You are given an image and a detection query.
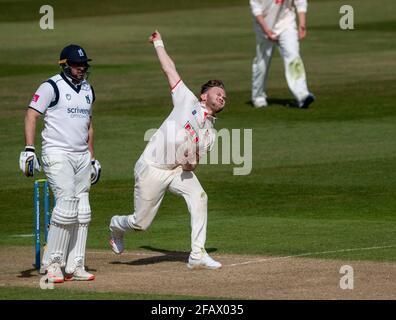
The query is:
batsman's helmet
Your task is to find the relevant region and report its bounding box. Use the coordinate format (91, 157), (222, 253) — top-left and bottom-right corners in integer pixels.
(59, 44), (91, 66)
(58, 44), (92, 81)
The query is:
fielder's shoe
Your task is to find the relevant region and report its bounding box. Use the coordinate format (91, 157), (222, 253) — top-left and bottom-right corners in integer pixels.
(109, 231), (124, 254)
(298, 93), (315, 109)
(187, 253), (222, 270)
(252, 96), (268, 108)
(46, 261), (64, 283)
(65, 266), (95, 281)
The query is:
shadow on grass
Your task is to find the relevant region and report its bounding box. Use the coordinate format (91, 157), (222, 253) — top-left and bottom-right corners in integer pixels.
(18, 265), (97, 278)
(246, 98), (298, 108)
(109, 246), (217, 266)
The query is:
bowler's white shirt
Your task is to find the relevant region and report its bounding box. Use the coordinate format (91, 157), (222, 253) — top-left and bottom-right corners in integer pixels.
(143, 80), (216, 169)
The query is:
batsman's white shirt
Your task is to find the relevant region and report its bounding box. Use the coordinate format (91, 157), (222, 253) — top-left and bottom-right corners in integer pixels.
(249, 0), (308, 36)
(143, 80), (216, 169)
(29, 73), (95, 154)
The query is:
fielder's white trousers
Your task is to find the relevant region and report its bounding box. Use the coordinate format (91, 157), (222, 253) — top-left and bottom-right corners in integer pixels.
(252, 20), (310, 103)
(111, 157), (208, 259)
(41, 152), (91, 271)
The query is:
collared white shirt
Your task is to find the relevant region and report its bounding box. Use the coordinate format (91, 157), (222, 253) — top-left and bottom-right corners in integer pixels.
(249, 0), (308, 36)
(142, 80), (217, 169)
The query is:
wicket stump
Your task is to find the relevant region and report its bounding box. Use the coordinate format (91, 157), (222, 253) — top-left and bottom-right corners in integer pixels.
(34, 179), (52, 270)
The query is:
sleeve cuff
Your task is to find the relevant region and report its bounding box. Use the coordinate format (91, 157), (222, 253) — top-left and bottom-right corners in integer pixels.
(170, 79), (182, 93)
(28, 106), (43, 114)
(296, 7), (307, 13)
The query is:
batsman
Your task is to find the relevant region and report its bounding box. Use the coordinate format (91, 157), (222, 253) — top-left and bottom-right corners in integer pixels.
(19, 44), (101, 283)
(109, 30), (226, 269)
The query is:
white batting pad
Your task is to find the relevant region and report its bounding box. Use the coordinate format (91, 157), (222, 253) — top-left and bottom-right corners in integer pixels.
(50, 197), (79, 225)
(77, 192), (91, 224)
(65, 223), (89, 274)
(41, 222), (73, 268)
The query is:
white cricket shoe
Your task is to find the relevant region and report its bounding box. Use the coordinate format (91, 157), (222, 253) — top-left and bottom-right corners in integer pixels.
(47, 261), (64, 283)
(65, 266), (95, 281)
(252, 96), (268, 108)
(187, 253), (222, 270)
(109, 231), (124, 254)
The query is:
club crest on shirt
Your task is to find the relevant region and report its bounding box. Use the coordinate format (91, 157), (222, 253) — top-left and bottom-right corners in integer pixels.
(66, 94), (71, 100)
(81, 83), (90, 91)
(85, 95), (91, 104)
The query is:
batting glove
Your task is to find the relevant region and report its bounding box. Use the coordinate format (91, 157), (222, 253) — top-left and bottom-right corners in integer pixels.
(19, 146), (41, 177)
(91, 159), (101, 185)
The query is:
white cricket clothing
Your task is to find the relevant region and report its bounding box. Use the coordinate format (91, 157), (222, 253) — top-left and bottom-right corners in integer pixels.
(251, 1), (311, 103)
(41, 151), (91, 269)
(250, 0), (308, 36)
(29, 73), (95, 154)
(111, 81), (218, 259)
(143, 80), (216, 169)
(110, 157), (209, 259)
(41, 152), (91, 199)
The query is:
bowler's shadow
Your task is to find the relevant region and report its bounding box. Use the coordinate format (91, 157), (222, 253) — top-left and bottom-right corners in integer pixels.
(110, 246), (217, 266)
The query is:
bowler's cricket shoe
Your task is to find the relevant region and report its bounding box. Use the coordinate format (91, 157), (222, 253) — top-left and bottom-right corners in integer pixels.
(65, 266), (95, 281)
(109, 231), (124, 254)
(187, 253), (222, 270)
(298, 93), (315, 109)
(47, 262), (64, 283)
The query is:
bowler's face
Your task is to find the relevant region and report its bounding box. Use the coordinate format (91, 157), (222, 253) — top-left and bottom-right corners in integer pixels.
(203, 87), (226, 114)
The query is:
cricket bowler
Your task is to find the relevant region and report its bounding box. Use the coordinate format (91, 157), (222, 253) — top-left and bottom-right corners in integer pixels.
(109, 30), (226, 269)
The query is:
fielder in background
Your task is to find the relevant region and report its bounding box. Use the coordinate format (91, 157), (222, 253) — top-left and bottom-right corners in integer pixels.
(109, 30), (226, 269)
(19, 44), (101, 283)
(250, 0), (315, 108)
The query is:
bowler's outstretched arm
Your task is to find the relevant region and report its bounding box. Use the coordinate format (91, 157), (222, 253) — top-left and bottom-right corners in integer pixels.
(149, 30), (181, 89)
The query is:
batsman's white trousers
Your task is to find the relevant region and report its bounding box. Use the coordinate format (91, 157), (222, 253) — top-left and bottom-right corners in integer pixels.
(111, 157), (208, 259)
(252, 20), (310, 103)
(41, 152), (91, 269)
(42, 152), (91, 199)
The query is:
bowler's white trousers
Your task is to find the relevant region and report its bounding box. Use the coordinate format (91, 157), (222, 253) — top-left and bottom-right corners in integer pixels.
(111, 157), (208, 259)
(252, 20), (310, 103)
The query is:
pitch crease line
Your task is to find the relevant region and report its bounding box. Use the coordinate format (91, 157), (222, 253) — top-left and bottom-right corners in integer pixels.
(225, 245), (396, 267)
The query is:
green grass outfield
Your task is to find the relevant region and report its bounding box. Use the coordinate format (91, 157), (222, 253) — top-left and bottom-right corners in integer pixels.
(1, 0), (396, 298)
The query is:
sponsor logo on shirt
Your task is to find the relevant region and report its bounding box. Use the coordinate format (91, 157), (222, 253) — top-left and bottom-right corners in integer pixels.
(184, 121), (199, 143)
(32, 94), (40, 103)
(67, 107), (90, 118)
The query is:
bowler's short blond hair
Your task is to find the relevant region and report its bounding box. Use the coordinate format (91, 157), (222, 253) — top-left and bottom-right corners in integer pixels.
(200, 80), (225, 94)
